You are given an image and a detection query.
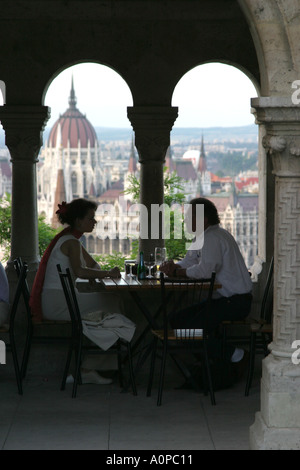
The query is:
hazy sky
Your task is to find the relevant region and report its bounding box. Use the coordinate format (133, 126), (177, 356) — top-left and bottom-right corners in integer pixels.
(0, 62), (258, 129)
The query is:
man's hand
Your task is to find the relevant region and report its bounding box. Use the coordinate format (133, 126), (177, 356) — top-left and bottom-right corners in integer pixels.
(159, 260), (177, 277)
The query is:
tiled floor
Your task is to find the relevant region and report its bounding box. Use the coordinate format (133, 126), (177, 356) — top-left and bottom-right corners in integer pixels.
(0, 346), (261, 451)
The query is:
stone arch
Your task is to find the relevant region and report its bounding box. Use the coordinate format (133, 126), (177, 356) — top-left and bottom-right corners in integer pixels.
(172, 60), (261, 101)
(238, 0), (299, 95)
(41, 61), (134, 114)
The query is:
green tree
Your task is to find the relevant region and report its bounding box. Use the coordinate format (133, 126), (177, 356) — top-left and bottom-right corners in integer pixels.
(94, 251), (127, 271)
(0, 193), (12, 260)
(37, 214), (59, 256)
(123, 167), (190, 260)
(0, 193), (59, 261)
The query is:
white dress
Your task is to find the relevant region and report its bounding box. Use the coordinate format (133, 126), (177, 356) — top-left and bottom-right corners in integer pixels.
(41, 234), (135, 350)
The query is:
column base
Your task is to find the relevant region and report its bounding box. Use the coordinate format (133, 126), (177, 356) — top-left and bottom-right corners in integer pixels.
(249, 354), (300, 450)
(250, 412), (300, 450)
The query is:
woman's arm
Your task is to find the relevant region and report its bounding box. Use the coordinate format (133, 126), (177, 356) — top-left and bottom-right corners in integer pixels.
(61, 239), (120, 279)
(81, 245), (101, 270)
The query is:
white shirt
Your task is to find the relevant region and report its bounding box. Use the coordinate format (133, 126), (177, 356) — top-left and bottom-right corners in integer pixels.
(178, 224), (252, 298)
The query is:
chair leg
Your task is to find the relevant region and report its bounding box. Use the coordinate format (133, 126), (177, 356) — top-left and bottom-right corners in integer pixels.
(203, 337), (216, 405)
(61, 337), (74, 391)
(117, 340), (124, 388)
(21, 320), (33, 380)
(157, 339), (168, 406)
(221, 324), (227, 360)
(9, 329), (23, 395)
(169, 353), (201, 392)
(245, 331), (256, 396)
(127, 342), (137, 396)
(72, 337), (82, 398)
(147, 337), (157, 397)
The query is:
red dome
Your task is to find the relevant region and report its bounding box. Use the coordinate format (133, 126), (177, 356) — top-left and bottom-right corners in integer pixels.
(48, 79), (98, 148)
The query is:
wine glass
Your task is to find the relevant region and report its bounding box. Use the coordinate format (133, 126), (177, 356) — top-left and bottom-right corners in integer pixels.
(155, 247), (166, 276)
(145, 253), (155, 279)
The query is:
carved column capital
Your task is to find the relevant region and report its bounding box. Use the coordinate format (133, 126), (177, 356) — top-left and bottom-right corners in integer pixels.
(127, 106), (178, 163)
(0, 105), (50, 162)
(0, 105), (50, 270)
(262, 135), (286, 154)
(252, 97), (300, 177)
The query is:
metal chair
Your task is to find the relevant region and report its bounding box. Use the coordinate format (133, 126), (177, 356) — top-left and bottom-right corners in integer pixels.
(57, 264), (137, 398)
(147, 272), (216, 406)
(0, 259), (30, 395)
(245, 257), (274, 396)
(14, 257), (72, 382)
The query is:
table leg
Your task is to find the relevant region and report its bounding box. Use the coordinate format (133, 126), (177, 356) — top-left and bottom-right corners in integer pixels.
(129, 291), (173, 378)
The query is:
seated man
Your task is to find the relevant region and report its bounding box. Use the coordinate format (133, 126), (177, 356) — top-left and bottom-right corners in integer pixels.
(0, 261), (9, 327)
(160, 197), (252, 370)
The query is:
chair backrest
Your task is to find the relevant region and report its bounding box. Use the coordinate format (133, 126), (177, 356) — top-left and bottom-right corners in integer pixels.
(14, 257), (32, 318)
(159, 272), (216, 338)
(56, 264), (82, 332)
(260, 256), (274, 324)
(10, 259), (29, 328)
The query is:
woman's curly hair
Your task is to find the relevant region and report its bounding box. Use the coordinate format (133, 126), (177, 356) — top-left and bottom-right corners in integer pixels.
(56, 199), (98, 227)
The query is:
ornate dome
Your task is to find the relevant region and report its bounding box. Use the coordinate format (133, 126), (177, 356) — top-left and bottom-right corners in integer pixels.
(48, 78), (98, 148)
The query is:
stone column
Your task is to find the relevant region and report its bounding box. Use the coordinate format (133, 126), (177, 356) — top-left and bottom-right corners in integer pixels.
(127, 106), (178, 260)
(0, 105), (50, 284)
(249, 97), (300, 450)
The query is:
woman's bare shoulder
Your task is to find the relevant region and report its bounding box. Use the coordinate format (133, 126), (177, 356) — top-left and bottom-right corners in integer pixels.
(60, 236), (80, 254)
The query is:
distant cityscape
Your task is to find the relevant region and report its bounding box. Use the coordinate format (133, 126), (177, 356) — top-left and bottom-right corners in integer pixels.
(0, 84), (259, 269)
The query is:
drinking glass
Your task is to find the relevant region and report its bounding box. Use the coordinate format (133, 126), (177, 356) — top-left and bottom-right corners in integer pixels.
(155, 247), (166, 276)
(124, 260), (136, 278)
(145, 253), (155, 279)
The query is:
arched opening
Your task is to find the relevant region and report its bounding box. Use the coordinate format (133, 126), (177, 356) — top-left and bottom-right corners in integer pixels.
(39, 63), (133, 258)
(171, 62), (260, 270)
(43, 62), (133, 130)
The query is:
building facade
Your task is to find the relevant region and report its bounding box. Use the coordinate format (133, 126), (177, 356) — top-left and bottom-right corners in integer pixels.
(37, 78), (108, 226)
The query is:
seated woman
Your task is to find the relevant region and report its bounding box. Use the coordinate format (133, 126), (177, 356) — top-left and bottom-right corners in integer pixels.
(30, 198), (135, 385)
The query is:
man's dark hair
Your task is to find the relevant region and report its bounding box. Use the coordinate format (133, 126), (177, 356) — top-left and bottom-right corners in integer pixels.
(189, 197), (220, 225)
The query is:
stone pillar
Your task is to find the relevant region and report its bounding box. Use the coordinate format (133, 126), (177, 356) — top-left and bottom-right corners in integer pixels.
(249, 97), (300, 450)
(0, 105), (50, 283)
(127, 106), (178, 259)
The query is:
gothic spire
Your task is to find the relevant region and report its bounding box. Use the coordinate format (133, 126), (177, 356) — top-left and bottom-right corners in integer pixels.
(128, 134), (137, 173)
(165, 146), (175, 172)
(197, 134), (207, 173)
(68, 75), (77, 109)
